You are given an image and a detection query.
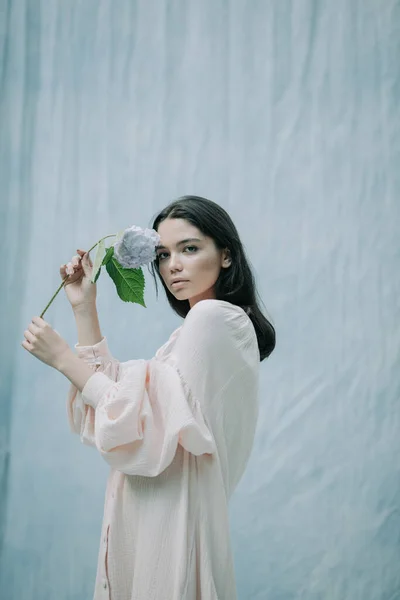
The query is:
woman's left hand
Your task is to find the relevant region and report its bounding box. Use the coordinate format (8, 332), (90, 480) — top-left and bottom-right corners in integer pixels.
(22, 316), (72, 370)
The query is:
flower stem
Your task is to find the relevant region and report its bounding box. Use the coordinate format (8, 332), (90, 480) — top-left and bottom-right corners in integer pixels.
(40, 234), (117, 319)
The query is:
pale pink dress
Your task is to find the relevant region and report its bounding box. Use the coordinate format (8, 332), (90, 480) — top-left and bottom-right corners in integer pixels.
(67, 299), (260, 600)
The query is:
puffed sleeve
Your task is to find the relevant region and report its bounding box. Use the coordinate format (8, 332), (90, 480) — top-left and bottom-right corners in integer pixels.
(67, 299), (258, 477)
(66, 336), (121, 445)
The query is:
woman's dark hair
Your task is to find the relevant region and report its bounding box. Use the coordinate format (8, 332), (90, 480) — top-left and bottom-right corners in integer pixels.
(148, 195), (276, 362)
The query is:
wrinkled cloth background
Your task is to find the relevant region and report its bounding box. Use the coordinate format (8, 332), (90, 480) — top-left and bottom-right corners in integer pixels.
(1, 1), (399, 599)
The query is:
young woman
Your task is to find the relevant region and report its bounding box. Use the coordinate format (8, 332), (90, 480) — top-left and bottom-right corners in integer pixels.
(22, 196), (275, 600)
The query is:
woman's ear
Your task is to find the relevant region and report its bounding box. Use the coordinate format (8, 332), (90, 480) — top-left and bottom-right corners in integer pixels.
(222, 248), (232, 267)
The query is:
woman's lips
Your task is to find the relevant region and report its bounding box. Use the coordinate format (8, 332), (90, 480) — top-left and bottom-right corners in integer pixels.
(171, 280), (188, 287)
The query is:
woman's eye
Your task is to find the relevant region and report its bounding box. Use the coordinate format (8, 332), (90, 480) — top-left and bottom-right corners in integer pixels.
(157, 246), (198, 261)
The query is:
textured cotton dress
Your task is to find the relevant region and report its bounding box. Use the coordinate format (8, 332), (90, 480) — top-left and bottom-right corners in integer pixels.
(67, 299), (260, 600)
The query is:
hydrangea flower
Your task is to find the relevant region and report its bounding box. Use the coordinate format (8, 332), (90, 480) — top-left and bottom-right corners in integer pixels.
(113, 226), (161, 269)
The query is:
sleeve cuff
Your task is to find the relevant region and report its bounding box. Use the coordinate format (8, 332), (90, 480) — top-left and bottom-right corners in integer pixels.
(81, 371), (116, 409)
(74, 336), (113, 366)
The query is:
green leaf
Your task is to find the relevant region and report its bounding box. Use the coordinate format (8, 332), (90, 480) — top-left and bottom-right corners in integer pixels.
(105, 257), (146, 307)
(102, 246), (114, 266)
(94, 267), (102, 283)
(91, 239), (107, 283)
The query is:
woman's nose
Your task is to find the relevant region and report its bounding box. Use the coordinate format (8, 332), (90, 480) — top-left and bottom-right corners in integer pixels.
(169, 254), (182, 269)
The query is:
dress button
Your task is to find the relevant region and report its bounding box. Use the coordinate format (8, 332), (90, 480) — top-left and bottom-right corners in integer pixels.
(103, 581), (107, 589)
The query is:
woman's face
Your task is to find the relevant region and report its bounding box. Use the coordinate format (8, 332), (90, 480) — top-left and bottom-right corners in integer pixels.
(156, 218), (230, 308)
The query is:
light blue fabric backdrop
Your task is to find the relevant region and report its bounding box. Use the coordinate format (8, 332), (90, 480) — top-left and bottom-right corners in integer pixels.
(1, 1), (399, 598)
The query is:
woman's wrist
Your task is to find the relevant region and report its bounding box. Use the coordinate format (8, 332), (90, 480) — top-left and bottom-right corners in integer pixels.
(72, 302), (97, 314)
(56, 348), (96, 392)
(73, 303), (103, 346)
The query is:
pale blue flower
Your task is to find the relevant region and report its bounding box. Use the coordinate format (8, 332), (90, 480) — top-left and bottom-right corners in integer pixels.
(113, 226), (161, 270)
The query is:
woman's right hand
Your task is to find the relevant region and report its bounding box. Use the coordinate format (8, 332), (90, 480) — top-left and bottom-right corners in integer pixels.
(60, 249), (97, 310)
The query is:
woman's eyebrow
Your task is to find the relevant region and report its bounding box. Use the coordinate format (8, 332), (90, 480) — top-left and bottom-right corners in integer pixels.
(156, 238), (202, 251)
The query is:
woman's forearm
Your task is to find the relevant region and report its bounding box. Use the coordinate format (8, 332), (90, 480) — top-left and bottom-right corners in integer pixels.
(57, 349), (95, 392)
(55, 304), (103, 395)
(73, 304), (103, 346)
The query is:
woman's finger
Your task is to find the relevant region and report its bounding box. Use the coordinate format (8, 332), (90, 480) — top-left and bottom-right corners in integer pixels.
(28, 322), (40, 334)
(65, 263), (75, 276)
(71, 255), (81, 267)
(24, 329), (35, 343)
(82, 252), (93, 267)
(60, 264), (69, 278)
